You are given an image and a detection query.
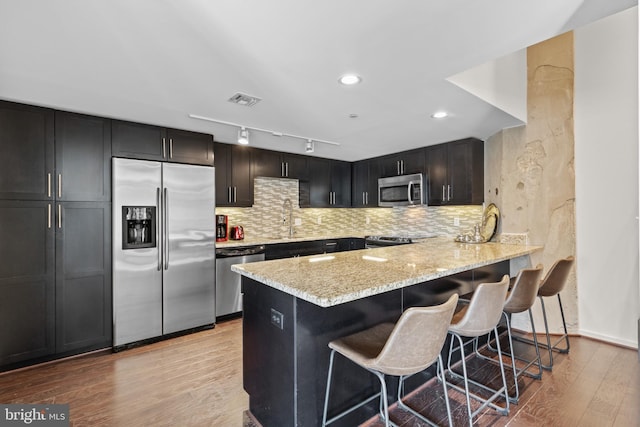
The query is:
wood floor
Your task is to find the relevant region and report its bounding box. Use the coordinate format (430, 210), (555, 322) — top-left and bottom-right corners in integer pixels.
(0, 318), (638, 427)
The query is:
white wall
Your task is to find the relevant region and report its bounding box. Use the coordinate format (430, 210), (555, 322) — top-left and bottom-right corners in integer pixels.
(574, 7), (639, 348)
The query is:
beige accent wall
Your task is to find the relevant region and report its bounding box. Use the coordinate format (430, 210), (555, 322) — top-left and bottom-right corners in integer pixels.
(486, 32), (577, 333)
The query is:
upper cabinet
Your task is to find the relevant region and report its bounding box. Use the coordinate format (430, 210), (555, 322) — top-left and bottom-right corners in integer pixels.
(378, 148), (425, 177)
(352, 158), (379, 208)
(305, 158), (351, 208)
(0, 101), (54, 200)
(55, 111), (111, 202)
(214, 142), (253, 207)
(251, 148), (308, 181)
(112, 120), (214, 166)
(426, 138), (484, 205)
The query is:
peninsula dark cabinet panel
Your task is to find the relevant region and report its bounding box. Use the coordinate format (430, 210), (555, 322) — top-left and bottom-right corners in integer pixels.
(55, 202), (111, 354)
(307, 158), (351, 208)
(378, 148), (425, 177)
(214, 142), (253, 207)
(0, 201), (55, 366)
(0, 101), (54, 200)
(112, 120), (213, 166)
(55, 111), (111, 202)
(352, 158), (379, 207)
(426, 138), (483, 205)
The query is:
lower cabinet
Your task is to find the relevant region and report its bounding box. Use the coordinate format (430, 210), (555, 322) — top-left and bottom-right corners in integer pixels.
(265, 238), (364, 260)
(55, 202), (112, 355)
(0, 200), (111, 370)
(0, 201), (55, 367)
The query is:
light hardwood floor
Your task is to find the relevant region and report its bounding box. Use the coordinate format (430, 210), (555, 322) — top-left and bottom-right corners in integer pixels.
(1, 318), (638, 426)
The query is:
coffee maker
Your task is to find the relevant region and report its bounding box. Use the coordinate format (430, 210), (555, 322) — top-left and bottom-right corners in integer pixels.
(216, 214), (228, 242)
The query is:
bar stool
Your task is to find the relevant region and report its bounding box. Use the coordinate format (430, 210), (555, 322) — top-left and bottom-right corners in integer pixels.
(444, 275), (510, 426)
(528, 256), (575, 370)
(321, 294), (458, 427)
(481, 265), (544, 403)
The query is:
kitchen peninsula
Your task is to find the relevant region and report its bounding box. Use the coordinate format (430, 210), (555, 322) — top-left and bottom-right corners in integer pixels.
(232, 237), (542, 427)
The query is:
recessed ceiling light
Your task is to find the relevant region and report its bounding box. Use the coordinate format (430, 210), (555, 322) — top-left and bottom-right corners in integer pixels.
(431, 111), (448, 119)
(348, 113), (359, 119)
(339, 74), (362, 85)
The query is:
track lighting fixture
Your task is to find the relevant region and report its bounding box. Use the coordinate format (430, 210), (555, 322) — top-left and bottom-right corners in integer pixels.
(305, 139), (314, 153)
(188, 114), (340, 152)
(237, 127), (249, 145)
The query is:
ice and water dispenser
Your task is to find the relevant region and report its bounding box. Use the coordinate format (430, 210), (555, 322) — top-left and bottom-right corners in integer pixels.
(122, 206), (156, 249)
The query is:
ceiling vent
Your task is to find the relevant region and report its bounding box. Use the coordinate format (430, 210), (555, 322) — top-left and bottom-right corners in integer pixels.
(227, 92), (261, 107)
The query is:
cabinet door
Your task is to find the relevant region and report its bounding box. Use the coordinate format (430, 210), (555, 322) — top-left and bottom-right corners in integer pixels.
(330, 160), (351, 207)
(55, 111), (111, 202)
(0, 101), (54, 200)
(351, 160), (368, 208)
(426, 144), (448, 205)
(230, 145), (253, 207)
(252, 149), (283, 178)
(166, 128), (214, 166)
(0, 200), (55, 366)
(55, 202), (112, 353)
(283, 154), (308, 180)
(307, 158), (331, 207)
(214, 142), (232, 206)
(448, 139), (484, 205)
(112, 120), (166, 161)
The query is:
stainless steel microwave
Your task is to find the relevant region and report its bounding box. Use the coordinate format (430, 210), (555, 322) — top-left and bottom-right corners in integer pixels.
(378, 173), (425, 207)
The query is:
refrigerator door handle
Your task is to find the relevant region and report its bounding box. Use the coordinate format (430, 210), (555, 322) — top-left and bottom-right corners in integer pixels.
(157, 187), (162, 271)
(164, 187), (169, 270)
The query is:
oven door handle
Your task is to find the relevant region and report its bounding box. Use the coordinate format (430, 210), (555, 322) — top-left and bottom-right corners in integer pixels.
(407, 180), (420, 205)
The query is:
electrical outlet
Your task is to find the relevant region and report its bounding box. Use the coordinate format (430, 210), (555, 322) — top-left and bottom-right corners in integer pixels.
(365, 216), (370, 225)
(270, 308), (284, 330)
(317, 216), (322, 225)
(453, 217), (460, 226)
(294, 218), (302, 226)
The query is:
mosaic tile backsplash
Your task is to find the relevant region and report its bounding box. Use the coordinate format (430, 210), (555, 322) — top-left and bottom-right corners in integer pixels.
(216, 177), (484, 239)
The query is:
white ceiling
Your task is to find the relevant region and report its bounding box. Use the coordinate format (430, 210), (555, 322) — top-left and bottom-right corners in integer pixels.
(0, 0), (636, 161)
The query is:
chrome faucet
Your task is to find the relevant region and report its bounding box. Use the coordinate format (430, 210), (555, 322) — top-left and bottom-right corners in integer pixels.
(283, 198), (294, 238)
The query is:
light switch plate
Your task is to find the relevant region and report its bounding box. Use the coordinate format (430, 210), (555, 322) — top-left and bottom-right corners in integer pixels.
(270, 308), (284, 330)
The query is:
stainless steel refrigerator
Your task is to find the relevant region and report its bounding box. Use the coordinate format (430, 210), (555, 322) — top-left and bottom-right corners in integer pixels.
(112, 158), (216, 347)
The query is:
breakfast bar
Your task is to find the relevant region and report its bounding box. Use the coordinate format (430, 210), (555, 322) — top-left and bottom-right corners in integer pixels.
(232, 237), (542, 427)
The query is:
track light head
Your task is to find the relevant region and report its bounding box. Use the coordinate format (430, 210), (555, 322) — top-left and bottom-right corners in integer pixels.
(237, 127), (249, 145)
(305, 139), (314, 153)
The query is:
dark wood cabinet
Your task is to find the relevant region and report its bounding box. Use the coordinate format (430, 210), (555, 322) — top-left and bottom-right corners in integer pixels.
(426, 138), (484, 205)
(55, 202), (111, 354)
(306, 158), (351, 208)
(252, 148), (309, 181)
(55, 111), (111, 202)
(352, 159), (379, 207)
(0, 200), (55, 366)
(214, 142), (253, 207)
(265, 238), (364, 260)
(112, 120), (213, 166)
(0, 101), (54, 200)
(0, 101), (114, 369)
(378, 148), (425, 177)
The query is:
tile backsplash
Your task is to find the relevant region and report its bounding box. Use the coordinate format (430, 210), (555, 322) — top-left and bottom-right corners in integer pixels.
(216, 177), (483, 239)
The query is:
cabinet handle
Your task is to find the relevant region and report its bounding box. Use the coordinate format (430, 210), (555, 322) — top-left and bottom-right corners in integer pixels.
(157, 187), (162, 271)
(447, 185), (451, 201)
(47, 173), (52, 198)
(47, 204), (52, 229)
(162, 137), (166, 159)
(169, 138), (173, 159)
(402, 160), (405, 174)
(233, 187), (237, 203)
(366, 191), (369, 205)
(57, 204), (62, 229)
(442, 185), (445, 202)
(281, 162), (285, 177)
(164, 188), (169, 270)
(57, 173), (62, 198)
(285, 162), (289, 177)
(397, 161), (400, 176)
(362, 192), (366, 205)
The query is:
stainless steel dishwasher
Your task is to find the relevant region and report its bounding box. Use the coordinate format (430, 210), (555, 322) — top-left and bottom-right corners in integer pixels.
(215, 245), (265, 319)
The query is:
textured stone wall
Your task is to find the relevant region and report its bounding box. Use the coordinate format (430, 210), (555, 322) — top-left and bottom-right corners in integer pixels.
(486, 32), (577, 333)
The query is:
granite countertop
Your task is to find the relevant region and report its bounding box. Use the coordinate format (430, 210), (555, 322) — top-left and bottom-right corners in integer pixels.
(231, 237), (543, 307)
(215, 234), (365, 248)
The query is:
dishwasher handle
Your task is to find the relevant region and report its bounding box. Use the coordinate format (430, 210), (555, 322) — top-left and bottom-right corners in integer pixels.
(216, 245), (266, 258)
